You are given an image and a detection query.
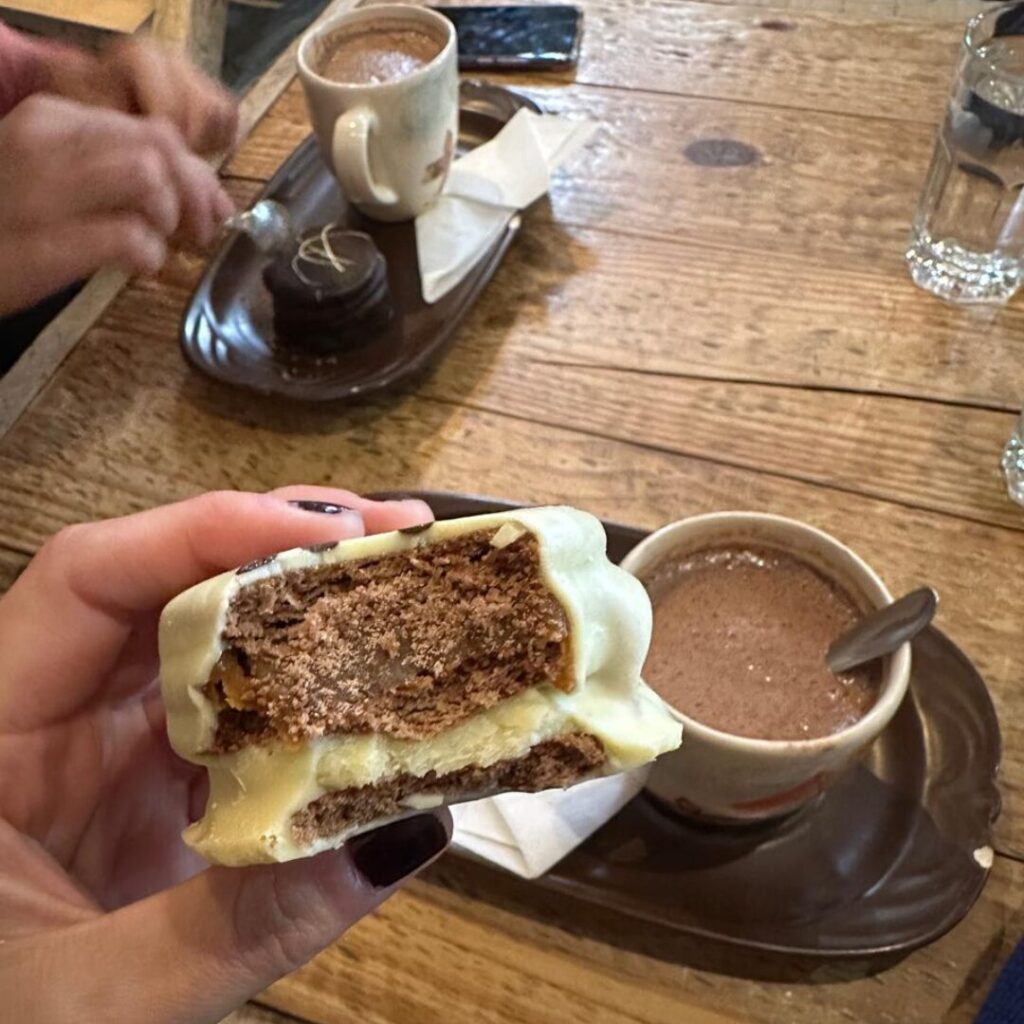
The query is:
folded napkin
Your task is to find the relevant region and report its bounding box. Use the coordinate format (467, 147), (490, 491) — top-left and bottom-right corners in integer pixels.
(416, 108), (596, 303)
(450, 768), (647, 879)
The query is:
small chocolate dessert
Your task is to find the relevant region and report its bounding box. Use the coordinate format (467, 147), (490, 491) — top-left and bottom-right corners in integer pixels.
(262, 225), (394, 356)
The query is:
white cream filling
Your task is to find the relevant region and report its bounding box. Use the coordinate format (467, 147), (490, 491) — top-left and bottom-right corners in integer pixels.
(185, 680), (680, 866)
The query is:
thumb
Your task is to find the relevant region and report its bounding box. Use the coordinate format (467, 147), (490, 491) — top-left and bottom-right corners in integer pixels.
(20, 814), (450, 1024)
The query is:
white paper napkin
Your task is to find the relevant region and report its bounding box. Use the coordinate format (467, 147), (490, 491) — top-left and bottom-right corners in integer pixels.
(449, 768), (647, 879)
(416, 109), (596, 303)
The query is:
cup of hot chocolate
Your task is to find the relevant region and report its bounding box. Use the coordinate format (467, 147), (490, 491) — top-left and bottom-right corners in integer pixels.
(298, 5), (458, 221)
(620, 512), (912, 823)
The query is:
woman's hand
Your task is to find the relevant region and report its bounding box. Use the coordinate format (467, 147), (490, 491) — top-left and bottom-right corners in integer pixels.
(0, 94), (235, 315)
(0, 488), (450, 1024)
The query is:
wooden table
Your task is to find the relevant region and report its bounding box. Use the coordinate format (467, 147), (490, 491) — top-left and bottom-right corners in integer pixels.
(1, 1), (1022, 1021)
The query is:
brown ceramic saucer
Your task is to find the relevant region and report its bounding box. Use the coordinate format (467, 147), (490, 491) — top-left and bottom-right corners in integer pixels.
(372, 490), (1003, 958)
(181, 82), (540, 401)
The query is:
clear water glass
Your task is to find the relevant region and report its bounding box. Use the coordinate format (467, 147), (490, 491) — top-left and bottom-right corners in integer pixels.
(907, 3), (1024, 304)
(1003, 410), (1024, 504)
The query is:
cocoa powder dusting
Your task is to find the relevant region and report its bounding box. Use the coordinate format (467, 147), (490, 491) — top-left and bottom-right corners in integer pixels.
(206, 532), (571, 752)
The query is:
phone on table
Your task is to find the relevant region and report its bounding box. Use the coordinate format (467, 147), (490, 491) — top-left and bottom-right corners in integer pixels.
(431, 5), (583, 71)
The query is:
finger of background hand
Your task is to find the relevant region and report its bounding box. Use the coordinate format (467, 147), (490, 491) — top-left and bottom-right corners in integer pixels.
(170, 51), (239, 156)
(0, 491), (366, 728)
(109, 39), (238, 157)
(145, 118), (233, 247)
(267, 485), (435, 534)
(69, 148), (180, 236)
(5, 814), (451, 1024)
(0, 216), (165, 317)
(56, 110), (230, 247)
(108, 40), (189, 137)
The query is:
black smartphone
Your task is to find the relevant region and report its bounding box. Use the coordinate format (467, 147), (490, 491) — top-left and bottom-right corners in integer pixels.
(432, 5), (583, 70)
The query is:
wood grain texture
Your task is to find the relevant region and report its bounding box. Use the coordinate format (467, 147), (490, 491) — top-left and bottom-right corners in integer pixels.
(0, 270), (127, 439)
(0, 299), (1019, 857)
(355, 0), (960, 122)
(417, 217), (1024, 413)
(220, 1005), (304, 1024)
(0, 0), (153, 32)
(0, 5), (1021, 1024)
(701, 0), (977, 22)
(228, 91), (1024, 413)
(227, 78), (940, 274)
(564, 0), (958, 122)
(261, 856), (1024, 1024)
(152, 0), (228, 74)
(416, 313), (1023, 530)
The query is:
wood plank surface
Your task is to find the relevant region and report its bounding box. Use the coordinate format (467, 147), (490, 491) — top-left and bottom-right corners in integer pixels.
(261, 856), (1024, 1024)
(701, 0), (976, 22)
(563, 0), (957, 122)
(220, 1005), (304, 1024)
(0, 4), (1021, 1024)
(0, 301), (1019, 858)
(0, 0), (153, 33)
(364, 0), (960, 123)
(225, 83), (1024, 416)
(227, 78), (942, 274)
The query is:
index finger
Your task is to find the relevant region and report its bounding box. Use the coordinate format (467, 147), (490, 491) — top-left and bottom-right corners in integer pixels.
(0, 490), (429, 729)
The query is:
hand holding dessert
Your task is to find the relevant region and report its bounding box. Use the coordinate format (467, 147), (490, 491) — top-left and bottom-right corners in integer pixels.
(0, 488), (449, 1024)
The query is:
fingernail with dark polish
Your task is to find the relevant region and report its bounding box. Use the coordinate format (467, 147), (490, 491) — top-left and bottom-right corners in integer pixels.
(288, 500), (354, 515)
(348, 815), (449, 889)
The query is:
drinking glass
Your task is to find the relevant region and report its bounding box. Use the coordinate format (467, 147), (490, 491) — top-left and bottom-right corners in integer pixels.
(907, 3), (1024, 304)
(1003, 409), (1024, 504)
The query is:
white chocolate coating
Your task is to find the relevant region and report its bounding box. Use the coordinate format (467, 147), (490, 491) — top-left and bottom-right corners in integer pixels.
(159, 507), (682, 865)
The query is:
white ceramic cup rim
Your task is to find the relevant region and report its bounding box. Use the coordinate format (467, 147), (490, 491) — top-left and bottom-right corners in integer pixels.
(620, 511), (913, 756)
(298, 4), (456, 92)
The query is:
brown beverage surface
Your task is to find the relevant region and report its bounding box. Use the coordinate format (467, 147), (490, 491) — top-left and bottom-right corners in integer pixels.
(642, 545), (881, 740)
(321, 25), (441, 85)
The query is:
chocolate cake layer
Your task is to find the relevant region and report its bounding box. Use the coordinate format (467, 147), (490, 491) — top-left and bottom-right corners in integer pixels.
(206, 531), (571, 751)
(291, 733), (607, 845)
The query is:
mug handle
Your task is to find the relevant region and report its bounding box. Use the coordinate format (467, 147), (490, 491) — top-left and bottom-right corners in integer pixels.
(331, 107), (398, 209)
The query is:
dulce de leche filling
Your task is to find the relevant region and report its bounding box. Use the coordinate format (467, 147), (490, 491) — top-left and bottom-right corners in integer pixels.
(203, 531), (574, 753)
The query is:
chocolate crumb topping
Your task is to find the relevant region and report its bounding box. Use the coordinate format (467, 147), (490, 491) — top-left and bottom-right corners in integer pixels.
(206, 530), (572, 752)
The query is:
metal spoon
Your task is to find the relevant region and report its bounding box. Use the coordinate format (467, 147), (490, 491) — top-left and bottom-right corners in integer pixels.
(224, 199), (296, 254)
(826, 587), (939, 674)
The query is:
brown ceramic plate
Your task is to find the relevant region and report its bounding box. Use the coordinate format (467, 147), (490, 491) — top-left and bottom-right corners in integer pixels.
(181, 82), (539, 401)
(373, 490), (1003, 958)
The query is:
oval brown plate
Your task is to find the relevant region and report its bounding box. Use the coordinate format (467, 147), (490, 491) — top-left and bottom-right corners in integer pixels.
(181, 83), (540, 401)
(372, 490), (1003, 958)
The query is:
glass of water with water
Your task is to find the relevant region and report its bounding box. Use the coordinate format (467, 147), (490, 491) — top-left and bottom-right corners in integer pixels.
(908, 2), (1024, 304)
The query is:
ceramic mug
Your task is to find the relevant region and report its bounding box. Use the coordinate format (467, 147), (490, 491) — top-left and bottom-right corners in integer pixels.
(620, 512), (913, 823)
(297, 4), (458, 222)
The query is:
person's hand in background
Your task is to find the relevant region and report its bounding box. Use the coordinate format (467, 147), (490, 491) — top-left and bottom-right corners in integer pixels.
(0, 488), (450, 1024)
(0, 25), (239, 317)
(46, 37), (239, 157)
(0, 95), (234, 315)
